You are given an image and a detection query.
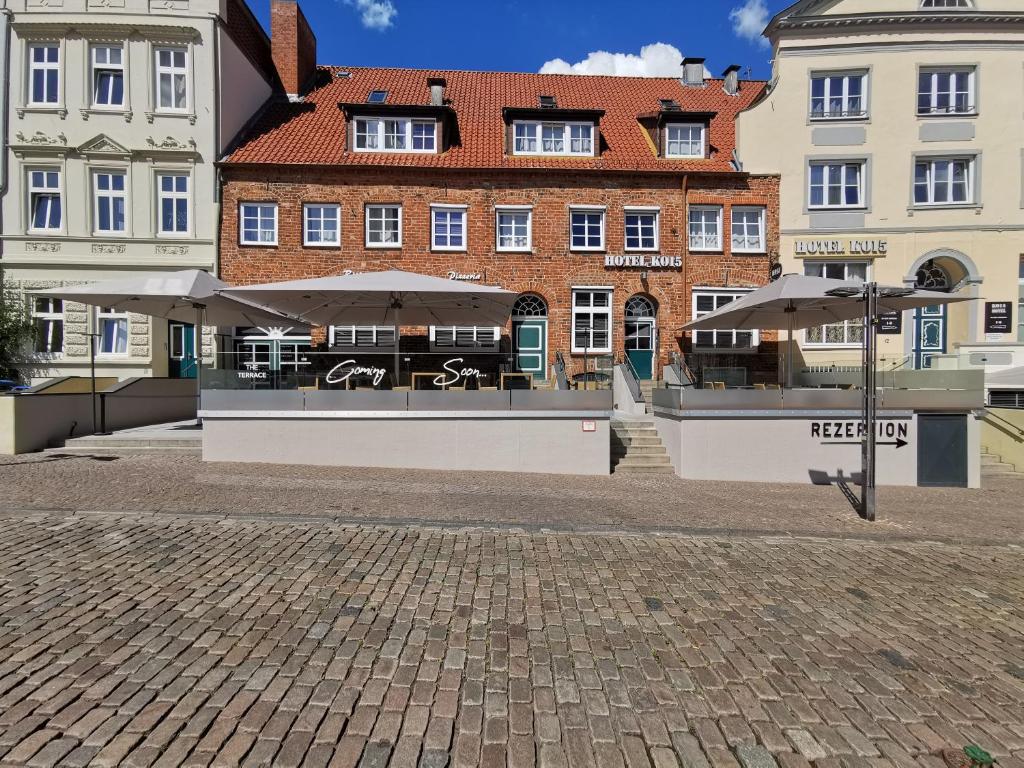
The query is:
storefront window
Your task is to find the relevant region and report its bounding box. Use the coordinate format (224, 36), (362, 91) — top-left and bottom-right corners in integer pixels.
(429, 326), (499, 351)
(572, 289), (611, 354)
(692, 290), (756, 350)
(804, 261), (867, 346)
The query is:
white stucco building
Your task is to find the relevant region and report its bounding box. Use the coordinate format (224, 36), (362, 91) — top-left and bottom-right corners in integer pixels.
(0, 0), (278, 382)
(737, 0), (1024, 374)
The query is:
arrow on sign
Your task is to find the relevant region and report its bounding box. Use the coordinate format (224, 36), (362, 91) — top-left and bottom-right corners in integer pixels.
(822, 439), (909, 449)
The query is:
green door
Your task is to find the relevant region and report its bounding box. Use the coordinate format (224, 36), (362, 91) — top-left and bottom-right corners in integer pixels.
(625, 320), (655, 380)
(169, 322), (196, 378)
(513, 319), (547, 380)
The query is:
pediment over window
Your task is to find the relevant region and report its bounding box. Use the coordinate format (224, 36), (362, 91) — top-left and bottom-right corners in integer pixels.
(78, 134), (131, 158)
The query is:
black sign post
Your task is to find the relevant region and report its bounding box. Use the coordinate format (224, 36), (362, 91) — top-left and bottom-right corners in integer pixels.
(984, 302), (1013, 335)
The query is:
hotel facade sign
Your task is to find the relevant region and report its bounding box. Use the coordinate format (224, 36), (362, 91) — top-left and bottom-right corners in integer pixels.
(604, 254), (682, 269)
(794, 239), (888, 257)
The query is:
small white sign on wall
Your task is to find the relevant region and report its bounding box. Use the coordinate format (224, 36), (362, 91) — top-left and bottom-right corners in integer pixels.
(581, 420), (597, 432)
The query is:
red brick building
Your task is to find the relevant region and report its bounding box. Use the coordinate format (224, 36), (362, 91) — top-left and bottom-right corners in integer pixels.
(219, 0), (780, 386)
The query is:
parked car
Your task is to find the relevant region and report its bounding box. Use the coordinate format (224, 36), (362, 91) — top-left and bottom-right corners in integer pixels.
(0, 379), (30, 393)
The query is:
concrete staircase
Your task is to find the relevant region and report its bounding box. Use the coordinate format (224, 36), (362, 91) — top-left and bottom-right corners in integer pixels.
(981, 449), (1024, 479)
(55, 422), (202, 455)
(611, 418), (673, 474)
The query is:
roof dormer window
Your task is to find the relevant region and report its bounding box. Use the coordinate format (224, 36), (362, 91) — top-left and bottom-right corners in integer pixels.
(354, 117), (437, 153)
(367, 90), (388, 103)
(664, 123), (706, 159)
(512, 121), (594, 156)
(920, 0), (972, 7)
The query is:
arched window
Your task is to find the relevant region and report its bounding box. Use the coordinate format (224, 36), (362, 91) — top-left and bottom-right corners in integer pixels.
(625, 294), (656, 318)
(915, 261), (951, 291)
(512, 293), (547, 317)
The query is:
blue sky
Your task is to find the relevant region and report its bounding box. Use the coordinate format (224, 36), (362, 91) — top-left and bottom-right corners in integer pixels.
(252, 0), (790, 81)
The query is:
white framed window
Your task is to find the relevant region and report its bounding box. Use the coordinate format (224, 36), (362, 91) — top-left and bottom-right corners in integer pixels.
(431, 205), (466, 251)
(31, 298), (63, 355)
(91, 45), (125, 108)
(93, 171), (127, 234)
(303, 204), (340, 246)
(917, 69), (975, 116)
(155, 47), (188, 112)
(28, 169), (62, 232)
(28, 43), (60, 105)
(330, 325), (396, 348)
(157, 174), (190, 235)
(920, 0), (972, 7)
(731, 207), (766, 253)
(97, 307), (129, 356)
(430, 326), (500, 351)
(353, 118), (437, 153)
(665, 124), (705, 158)
(365, 204), (402, 247)
(808, 161), (865, 209)
(688, 206), (722, 251)
(810, 73), (867, 120)
(692, 290), (758, 351)
(570, 207), (605, 251)
(572, 289), (612, 354)
(511, 121), (594, 156)
(239, 203), (278, 245)
(803, 261), (868, 346)
(496, 207), (531, 252)
(624, 208), (659, 252)
(913, 157), (974, 206)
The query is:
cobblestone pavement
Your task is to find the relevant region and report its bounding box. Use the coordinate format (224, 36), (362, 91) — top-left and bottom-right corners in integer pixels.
(1, 453), (1023, 543)
(1, 509), (1023, 768)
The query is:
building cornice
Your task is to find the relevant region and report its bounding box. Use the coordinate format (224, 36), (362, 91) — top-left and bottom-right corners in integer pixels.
(11, 21), (201, 44)
(775, 11), (1024, 34)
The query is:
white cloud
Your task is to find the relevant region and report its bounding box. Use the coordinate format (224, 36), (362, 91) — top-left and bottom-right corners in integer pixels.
(539, 43), (710, 79)
(729, 0), (770, 47)
(343, 0), (397, 31)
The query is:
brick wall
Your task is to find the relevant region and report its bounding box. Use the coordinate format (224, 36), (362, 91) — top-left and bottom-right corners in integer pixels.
(220, 166), (780, 381)
(270, 0), (316, 96)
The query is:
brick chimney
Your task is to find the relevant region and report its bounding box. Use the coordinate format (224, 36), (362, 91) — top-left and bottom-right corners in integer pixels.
(271, 0), (316, 99)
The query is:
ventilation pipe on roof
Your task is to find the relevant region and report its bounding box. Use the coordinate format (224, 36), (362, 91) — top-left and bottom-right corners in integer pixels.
(723, 65), (741, 96)
(682, 57), (706, 87)
(428, 77), (446, 106)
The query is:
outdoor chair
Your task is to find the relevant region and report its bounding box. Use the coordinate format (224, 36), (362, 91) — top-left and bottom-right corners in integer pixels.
(753, 383), (766, 390)
(713, 382), (726, 390)
(703, 382), (714, 390)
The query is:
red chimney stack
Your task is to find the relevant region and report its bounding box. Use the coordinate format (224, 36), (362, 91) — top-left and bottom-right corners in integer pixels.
(271, 0), (316, 99)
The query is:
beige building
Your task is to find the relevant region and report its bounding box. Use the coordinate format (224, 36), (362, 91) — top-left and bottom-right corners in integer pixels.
(1, 0), (278, 383)
(737, 0), (1024, 373)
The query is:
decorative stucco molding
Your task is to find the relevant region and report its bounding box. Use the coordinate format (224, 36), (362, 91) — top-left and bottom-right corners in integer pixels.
(14, 131), (68, 147)
(155, 244), (191, 255)
(25, 242), (62, 252)
(92, 243), (127, 254)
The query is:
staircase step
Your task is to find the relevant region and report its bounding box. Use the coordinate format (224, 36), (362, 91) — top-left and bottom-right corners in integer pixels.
(611, 436), (664, 447)
(612, 445), (669, 456)
(63, 438), (201, 449)
(612, 463), (675, 474)
(613, 454), (672, 467)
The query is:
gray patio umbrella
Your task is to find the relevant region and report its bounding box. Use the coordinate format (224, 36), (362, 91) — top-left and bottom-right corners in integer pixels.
(681, 274), (971, 386)
(219, 270), (518, 385)
(31, 270), (305, 430)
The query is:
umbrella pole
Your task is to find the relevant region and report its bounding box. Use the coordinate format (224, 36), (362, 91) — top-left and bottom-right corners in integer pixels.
(786, 311), (795, 389)
(90, 329), (98, 435)
(195, 305), (203, 427)
(393, 308), (401, 389)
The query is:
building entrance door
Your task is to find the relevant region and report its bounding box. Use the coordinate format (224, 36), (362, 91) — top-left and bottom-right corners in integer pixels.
(169, 322), (196, 378)
(625, 295), (656, 380)
(511, 294), (548, 381)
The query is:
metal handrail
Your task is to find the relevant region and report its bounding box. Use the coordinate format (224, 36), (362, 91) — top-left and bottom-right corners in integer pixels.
(553, 351), (569, 390)
(618, 356), (645, 403)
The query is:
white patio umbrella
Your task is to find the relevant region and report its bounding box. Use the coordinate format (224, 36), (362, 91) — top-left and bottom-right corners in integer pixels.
(219, 270), (518, 385)
(31, 270), (306, 430)
(681, 274), (971, 386)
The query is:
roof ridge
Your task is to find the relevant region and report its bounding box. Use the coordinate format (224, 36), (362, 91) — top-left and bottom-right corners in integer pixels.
(317, 64), (767, 84)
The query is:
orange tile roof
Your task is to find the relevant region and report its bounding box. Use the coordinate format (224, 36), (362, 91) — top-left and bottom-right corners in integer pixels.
(226, 66), (767, 173)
